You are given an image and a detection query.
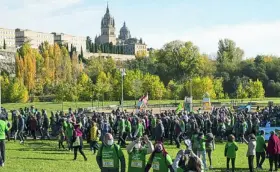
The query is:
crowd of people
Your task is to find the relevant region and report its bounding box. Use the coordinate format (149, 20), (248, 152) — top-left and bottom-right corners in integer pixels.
(1, 105), (280, 171)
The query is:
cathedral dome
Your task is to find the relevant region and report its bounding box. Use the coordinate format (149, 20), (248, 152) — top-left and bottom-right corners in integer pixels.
(119, 22), (131, 40)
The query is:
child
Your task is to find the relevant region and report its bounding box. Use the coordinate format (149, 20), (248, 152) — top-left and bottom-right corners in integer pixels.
(225, 134), (238, 172)
(58, 128), (65, 149)
(243, 134), (256, 172)
(90, 122), (99, 154)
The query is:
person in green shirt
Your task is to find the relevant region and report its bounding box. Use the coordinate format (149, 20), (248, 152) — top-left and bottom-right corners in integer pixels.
(224, 134), (238, 172)
(145, 142), (174, 172)
(96, 133), (125, 172)
(256, 130), (266, 169)
(136, 120), (144, 138)
(126, 135), (154, 172)
(65, 119), (74, 151)
(117, 117), (126, 147)
(197, 132), (207, 170)
(0, 116), (9, 167)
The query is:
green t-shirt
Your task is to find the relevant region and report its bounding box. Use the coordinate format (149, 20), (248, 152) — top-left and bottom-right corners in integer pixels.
(128, 148), (148, 172)
(65, 123), (73, 138)
(256, 135), (266, 152)
(197, 137), (206, 151)
(0, 120), (8, 140)
(149, 153), (173, 172)
(191, 134), (199, 150)
(118, 119), (125, 133)
(125, 120), (131, 133)
(97, 144), (124, 169)
(225, 141), (238, 158)
(137, 124), (144, 137)
(152, 118), (157, 128)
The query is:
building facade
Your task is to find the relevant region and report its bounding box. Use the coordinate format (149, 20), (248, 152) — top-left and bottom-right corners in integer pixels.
(0, 28), (15, 49)
(15, 29), (54, 48)
(95, 4), (147, 56)
(52, 33), (86, 52)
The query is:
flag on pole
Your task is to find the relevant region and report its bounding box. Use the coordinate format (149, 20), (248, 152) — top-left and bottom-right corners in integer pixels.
(176, 102), (183, 114)
(137, 93), (148, 109)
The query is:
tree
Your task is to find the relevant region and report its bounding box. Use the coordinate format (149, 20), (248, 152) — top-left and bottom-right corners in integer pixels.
(236, 83), (248, 99)
(166, 80), (182, 100)
(213, 78), (224, 99)
(184, 77), (216, 99)
(217, 39), (244, 63)
(247, 79), (265, 98)
(3, 39), (6, 49)
(156, 41), (201, 84)
(142, 73), (166, 100)
(8, 78), (29, 103)
(86, 36), (92, 52)
(94, 71), (111, 102)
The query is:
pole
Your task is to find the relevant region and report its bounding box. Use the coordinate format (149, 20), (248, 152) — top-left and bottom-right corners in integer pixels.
(0, 68), (1, 113)
(190, 78), (192, 111)
(121, 74), (124, 112)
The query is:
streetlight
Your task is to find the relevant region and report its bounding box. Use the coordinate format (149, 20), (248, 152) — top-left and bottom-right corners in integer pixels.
(120, 68), (126, 112)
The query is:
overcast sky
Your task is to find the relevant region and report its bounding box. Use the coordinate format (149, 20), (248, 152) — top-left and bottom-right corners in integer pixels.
(2, 0), (280, 58)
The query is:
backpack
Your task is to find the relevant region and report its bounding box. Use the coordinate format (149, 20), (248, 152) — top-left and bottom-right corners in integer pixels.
(100, 144), (120, 161)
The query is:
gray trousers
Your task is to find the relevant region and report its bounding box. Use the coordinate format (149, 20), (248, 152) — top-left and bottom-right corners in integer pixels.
(0, 140), (5, 164)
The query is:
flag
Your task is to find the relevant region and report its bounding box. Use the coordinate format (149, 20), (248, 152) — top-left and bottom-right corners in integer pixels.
(176, 102), (183, 114)
(137, 93), (148, 108)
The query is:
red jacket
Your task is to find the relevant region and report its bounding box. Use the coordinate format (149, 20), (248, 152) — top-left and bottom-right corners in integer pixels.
(267, 134), (280, 155)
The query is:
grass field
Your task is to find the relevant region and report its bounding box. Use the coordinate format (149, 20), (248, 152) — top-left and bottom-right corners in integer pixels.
(2, 97), (280, 112)
(2, 140), (270, 172)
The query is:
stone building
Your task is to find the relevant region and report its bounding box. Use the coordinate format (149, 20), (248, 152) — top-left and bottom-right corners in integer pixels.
(95, 4), (147, 56)
(52, 32), (86, 52)
(15, 28), (54, 48)
(0, 28), (15, 49)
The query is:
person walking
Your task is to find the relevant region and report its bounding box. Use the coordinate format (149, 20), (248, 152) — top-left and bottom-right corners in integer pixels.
(243, 134), (256, 172)
(145, 142), (174, 172)
(72, 123), (87, 161)
(256, 130), (266, 169)
(126, 135), (154, 172)
(224, 134), (238, 172)
(0, 115), (9, 167)
(267, 131), (280, 172)
(17, 114), (25, 144)
(90, 122), (99, 154)
(96, 133), (126, 172)
(65, 119), (74, 151)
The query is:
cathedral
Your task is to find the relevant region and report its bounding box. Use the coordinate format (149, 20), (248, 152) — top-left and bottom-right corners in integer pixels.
(95, 4), (147, 56)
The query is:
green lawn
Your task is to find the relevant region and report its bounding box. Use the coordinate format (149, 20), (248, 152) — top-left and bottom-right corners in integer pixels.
(2, 98), (280, 112)
(3, 140), (269, 172)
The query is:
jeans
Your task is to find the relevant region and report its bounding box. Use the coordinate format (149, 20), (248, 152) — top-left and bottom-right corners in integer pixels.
(0, 140), (5, 164)
(256, 152), (265, 168)
(227, 158), (235, 172)
(197, 150), (207, 169)
(248, 155), (254, 172)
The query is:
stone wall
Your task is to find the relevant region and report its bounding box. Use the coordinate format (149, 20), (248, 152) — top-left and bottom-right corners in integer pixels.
(0, 50), (16, 74)
(84, 52), (135, 61)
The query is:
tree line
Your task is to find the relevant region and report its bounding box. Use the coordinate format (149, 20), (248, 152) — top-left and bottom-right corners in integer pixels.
(0, 38), (275, 103)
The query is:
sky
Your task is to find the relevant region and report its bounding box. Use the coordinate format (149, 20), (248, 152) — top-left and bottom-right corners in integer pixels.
(2, 0), (280, 58)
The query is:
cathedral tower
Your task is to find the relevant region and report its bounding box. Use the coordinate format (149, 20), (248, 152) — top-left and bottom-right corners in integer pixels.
(99, 3), (117, 45)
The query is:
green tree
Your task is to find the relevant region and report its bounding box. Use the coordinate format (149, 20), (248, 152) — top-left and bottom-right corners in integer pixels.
(142, 73), (166, 100)
(217, 39), (244, 63)
(213, 78), (224, 99)
(3, 39), (6, 49)
(8, 78), (29, 103)
(246, 79), (265, 98)
(184, 77), (216, 99)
